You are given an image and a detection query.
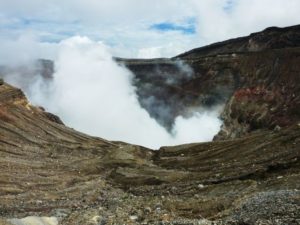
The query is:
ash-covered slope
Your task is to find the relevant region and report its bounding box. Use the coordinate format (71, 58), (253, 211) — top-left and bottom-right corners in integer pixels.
(0, 24), (300, 225)
(0, 79), (299, 225)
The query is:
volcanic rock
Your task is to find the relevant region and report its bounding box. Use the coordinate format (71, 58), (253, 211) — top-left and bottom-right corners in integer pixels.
(119, 25), (300, 139)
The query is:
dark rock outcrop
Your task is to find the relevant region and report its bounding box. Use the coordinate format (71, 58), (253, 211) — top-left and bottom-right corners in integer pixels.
(177, 25), (300, 58)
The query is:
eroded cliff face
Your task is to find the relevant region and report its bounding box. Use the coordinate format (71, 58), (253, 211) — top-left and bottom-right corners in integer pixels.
(120, 25), (300, 140)
(0, 25), (300, 225)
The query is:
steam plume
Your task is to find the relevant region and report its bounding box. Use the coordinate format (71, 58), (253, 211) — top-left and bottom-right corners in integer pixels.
(1, 36), (223, 149)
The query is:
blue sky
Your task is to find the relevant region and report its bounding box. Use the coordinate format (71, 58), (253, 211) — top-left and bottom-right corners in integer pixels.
(150, 18), (196, 35)
(223, 0), (236, 12)
(0, 0), (300, 61)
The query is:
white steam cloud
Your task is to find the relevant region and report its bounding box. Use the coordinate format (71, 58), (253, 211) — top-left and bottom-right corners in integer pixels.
(2, 36), (222, 149)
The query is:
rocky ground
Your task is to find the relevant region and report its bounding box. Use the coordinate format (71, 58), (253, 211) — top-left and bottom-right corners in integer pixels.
(0, 25), (300, 224)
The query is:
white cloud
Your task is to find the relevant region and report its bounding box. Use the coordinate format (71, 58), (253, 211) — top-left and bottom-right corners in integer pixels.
(0, 32), (58, 66)
(137, 40), (195, 58)
(1, 0), (300, 58)
(191, 0), (300, 44)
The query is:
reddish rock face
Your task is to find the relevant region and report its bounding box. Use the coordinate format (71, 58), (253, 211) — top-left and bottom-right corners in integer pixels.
(214, 48), (300, 139)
